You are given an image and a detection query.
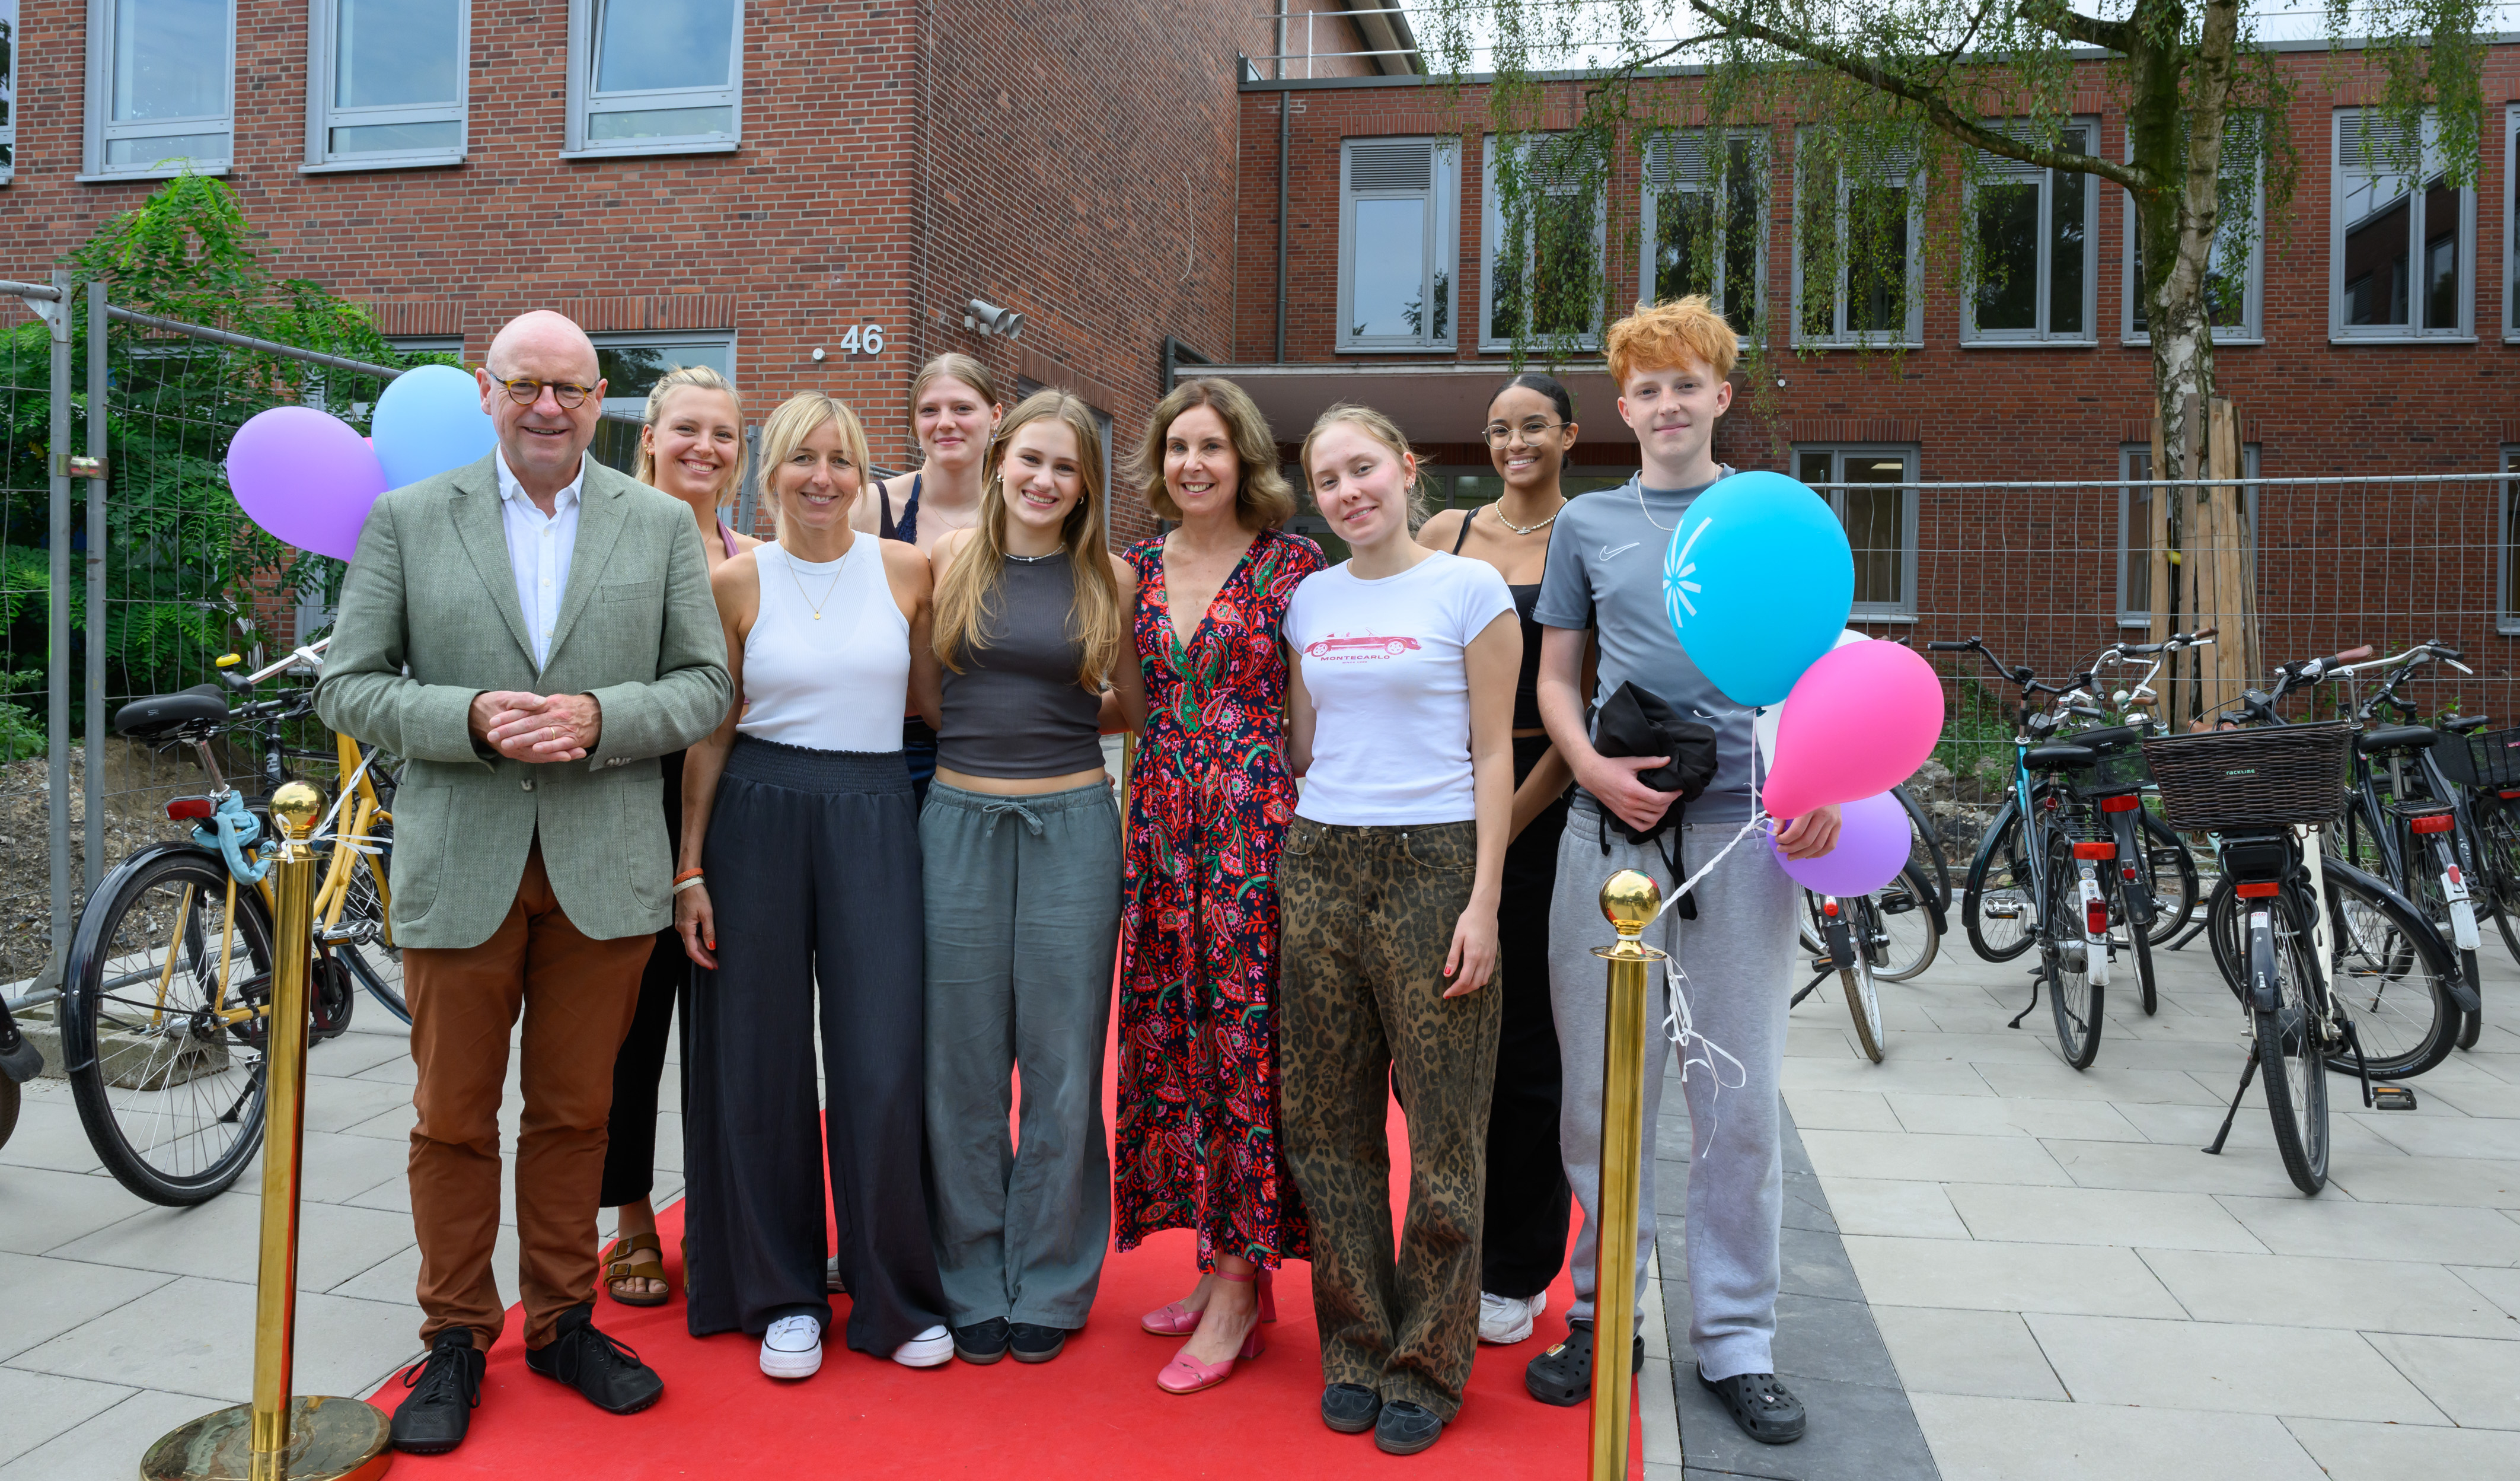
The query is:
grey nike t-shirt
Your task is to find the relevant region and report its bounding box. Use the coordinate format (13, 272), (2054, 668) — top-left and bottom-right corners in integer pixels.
(1533, 473), (1757, 824)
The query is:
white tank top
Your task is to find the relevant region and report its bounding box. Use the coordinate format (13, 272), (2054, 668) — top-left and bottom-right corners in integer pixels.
(738, 540), (912, 752)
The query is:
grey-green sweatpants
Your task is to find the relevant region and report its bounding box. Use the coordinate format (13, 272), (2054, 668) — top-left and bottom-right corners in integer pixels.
(921, 779), (1122, 1330)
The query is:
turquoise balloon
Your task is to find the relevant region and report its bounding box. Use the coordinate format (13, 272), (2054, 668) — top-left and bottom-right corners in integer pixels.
(1661, 471), (1854, 706)
(371, 363), (497, 489)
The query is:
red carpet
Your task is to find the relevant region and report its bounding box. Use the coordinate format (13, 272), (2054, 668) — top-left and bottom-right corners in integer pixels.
(372, 1021), (1644, 1478)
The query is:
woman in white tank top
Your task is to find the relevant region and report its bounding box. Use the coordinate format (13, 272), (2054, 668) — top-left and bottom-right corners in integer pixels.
(671, 392), (954, 1380)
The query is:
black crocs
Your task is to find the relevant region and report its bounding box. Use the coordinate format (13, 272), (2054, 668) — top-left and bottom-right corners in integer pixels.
(1523, 1319), (1647, 1407)
(1698, 1369), (1806, 1444)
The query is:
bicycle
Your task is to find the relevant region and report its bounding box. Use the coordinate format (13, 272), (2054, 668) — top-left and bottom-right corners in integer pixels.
(1795, 889), (1885, 1062)
(59, 641), (403, 1206)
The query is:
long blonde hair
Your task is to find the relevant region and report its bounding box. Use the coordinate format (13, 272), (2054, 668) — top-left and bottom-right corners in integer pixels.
(1301, 402), (1430, 526)
(755, 391), (872, 543)
(908, 353), (1003, 440)
(633, 364), (746, 504)
(932, 389), (1124, 688)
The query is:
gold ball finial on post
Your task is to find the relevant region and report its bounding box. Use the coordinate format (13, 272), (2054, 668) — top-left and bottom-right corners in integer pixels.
(271, 781), (322, 842)
(1597, 870), (1663, 954)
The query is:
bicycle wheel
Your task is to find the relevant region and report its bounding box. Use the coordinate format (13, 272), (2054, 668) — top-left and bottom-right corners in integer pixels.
(2254, 892), (2331, 1195)
(2138, 810), (2200, 937)
(2401, 835), (2483, 1050)
(2125, 911), (2158, 1018)
(2477, 805), (2520, 966)
(1873, 863), (1942, 981)
(63, 849), (273, 1206)
(1964, 804), (2037, 963)
(2322, 861), (2459, 1080)
(0, 1074), (18, 1153)
(2044, 853), (2103, 1069)
(331, 820), (406, 1024)
(1842, 900), (1885, 1063)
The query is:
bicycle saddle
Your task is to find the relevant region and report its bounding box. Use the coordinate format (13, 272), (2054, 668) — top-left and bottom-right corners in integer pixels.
(2356, 725), (2438, 755)
(2068, 724), (2143, 751)
(2025, 743), (2095, 770)
(114, 683), (229, 738)
(2444, 715), (2490, 735)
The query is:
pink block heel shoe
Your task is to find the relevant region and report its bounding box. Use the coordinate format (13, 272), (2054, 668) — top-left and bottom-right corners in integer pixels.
(1143, 1266), (1275, 1335)
(1155, 1324), (1265, 1395)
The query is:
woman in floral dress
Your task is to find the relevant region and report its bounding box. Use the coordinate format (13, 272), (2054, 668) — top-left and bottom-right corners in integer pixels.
(1116, 378), (1323, 1396)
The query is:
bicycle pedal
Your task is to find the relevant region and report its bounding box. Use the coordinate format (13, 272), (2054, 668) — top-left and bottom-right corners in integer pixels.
(2369, 1085), (2418, 1111)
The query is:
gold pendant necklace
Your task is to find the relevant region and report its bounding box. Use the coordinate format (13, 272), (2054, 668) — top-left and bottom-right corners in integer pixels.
(786, 547), (847, 619)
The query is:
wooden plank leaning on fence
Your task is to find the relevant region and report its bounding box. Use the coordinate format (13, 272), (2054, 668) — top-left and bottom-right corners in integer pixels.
(2149, 396), (2260, 728)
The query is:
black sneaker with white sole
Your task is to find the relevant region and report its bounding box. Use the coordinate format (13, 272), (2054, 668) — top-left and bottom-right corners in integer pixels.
(1524, 1318), (1645, 1407)
(1698, 1369), (1807, 1444)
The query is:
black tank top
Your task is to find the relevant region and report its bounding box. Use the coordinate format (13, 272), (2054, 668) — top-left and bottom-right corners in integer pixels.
(876, 471), (923, 544)
(1452, 506), (1549, 731)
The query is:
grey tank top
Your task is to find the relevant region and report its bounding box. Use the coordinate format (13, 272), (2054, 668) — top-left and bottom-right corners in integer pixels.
(936, 551), (1107, 778)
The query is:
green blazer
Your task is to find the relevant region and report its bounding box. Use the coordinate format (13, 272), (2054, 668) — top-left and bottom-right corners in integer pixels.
(316, 453), (733, 950)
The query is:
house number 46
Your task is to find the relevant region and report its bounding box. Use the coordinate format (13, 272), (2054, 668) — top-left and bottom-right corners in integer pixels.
(838, 324), (885, 355)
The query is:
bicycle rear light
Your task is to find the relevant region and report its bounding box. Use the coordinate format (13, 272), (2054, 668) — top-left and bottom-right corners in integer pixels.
(1821, 898), (1840, 918)
(165, 797), (214, 821)
(2098, 795), (2142, 813)
(2072, 841), (2116, 860)
(2234, 881), (2282, 898)
(2409, 814), (2454, 835)
(2085, 900), (2109, 935)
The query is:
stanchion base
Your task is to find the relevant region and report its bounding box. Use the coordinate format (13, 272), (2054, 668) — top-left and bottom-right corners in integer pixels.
(141, 1396), (393, 1481)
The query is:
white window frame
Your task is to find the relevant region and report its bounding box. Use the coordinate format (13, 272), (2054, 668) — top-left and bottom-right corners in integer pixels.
(1479, 133), (1605, 352)
(2117, 442), (2261, 628)
(591, 330), (736, 418)
(1336, 135), (1458, 354)
(2, 1), (18, 185)
(1962, 118), (2099, 345)
(2123, 154), (2265, 346)
(1641, 129), (1765, 345)
(563, 0), (743, 161)
(81, 0), (235, 181)
(2505, 106), (2518, 343)
(1791, 133), (1924, 349)
(2331, 107), (2475, 343)
(302, 0), (468, 173)
(1794, 444), (1919, 620)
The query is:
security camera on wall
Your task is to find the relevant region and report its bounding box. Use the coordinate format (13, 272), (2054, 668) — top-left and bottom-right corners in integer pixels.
(965, 299), (1026, 340)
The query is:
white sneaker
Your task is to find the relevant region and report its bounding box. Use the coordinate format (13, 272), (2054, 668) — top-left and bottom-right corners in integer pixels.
(760, 1314), (823, 1379)
(892, 1324), (953, 1369)
(1478, 1289), (1547, 1345)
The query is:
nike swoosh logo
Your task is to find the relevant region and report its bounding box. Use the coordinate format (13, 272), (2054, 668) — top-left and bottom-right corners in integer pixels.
(1600, 542), (1641, 560)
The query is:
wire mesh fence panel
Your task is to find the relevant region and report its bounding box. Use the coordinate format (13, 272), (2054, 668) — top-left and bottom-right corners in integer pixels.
(0, 292), (62, 992)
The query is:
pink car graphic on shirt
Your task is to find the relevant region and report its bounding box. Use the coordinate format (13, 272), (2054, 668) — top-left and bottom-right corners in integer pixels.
(1305, 634), (1422, 660)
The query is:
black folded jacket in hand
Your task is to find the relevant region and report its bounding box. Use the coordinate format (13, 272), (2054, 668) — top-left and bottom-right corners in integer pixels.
(1590, 681), (1718, 846)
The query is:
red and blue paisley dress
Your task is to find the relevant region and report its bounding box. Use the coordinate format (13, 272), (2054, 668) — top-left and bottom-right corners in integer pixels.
(1114, 527), (1326, 1269)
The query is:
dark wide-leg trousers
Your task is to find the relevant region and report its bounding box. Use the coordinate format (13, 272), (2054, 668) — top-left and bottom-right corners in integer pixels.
(1483, 733), (1574, 1300)
(682, 739), (947, 1356)
(1280, 817), (1501, 1423)
(601, 750), (690, 1211)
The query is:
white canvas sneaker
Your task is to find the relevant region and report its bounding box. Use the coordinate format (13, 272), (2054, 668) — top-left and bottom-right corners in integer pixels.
(760, 1313), (824, 1379)
(1477, 1289), (1547, 1345)
(892, 1324), (954, 1369)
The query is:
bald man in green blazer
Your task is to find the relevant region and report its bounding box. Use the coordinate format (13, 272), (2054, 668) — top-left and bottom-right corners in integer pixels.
(317, 310), (730, 1455)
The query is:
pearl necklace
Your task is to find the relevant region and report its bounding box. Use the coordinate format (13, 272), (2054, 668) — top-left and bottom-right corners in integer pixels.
(1490, 499), (1565, 537)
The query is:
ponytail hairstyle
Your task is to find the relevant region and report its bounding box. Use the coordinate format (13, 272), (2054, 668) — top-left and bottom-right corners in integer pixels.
(1300, 402), (1430, 527)
(1491, 370), (1576, 426)
(755, 391), (872, 543)
(633, 364), (747, 505)
(932, 388), (1125, 689)
(908, 352), (1004, 444)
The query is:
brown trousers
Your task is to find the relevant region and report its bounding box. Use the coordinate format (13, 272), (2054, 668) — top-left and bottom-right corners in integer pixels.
(406, 843), (652, 1349)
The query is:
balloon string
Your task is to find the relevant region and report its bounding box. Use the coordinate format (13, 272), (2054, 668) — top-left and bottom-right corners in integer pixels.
(1663, 957), (1749, 1158)
(1651, 701), (1770, 923)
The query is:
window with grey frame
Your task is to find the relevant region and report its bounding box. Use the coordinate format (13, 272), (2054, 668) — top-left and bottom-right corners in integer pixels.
(1793, 138), (1922, 347)
(2117, 442), (2260, 626)
(2124, 159), (2263, 343)
(2, 1), (17, 183)
(84, 0), (234, 179)
(2502, 447), (2520, 633)
(2506, 106), (2518, 340)
(1339, 136), (1457, 352)
(566, 0), (741, 158)
(1645, 129), (1765, 338)
(1481, 134), (1604, 351)
(1795, 445), (1918, 617)
(1966, 122), (2095, 343)
(307, 0), (467, 169)
(2333, 108), (2473, 340)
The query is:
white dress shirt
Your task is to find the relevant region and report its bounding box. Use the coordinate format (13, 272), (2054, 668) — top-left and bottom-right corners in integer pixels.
(494, 448), (585, 670)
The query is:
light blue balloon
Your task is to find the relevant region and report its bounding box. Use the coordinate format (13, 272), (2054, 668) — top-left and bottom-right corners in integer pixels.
(1662, 470), (1854, 706)
(371, 363), (497, 489)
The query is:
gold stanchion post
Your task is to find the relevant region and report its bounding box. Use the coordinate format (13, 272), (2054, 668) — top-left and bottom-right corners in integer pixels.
(143, 783), (391, 1481)
(1588, 870), (1666, 1481)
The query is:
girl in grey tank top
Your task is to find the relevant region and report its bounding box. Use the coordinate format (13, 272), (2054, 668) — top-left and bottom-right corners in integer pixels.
(933, 552), (1108, 778)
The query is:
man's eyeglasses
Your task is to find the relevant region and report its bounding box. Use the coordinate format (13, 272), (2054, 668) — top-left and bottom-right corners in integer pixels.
(1482, 418), (1565, 446)
(490, 376), (596, 410)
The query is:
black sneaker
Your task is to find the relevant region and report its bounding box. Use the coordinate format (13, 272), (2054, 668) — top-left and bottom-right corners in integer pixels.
(953, 1317), (1010, 1365)
(389, 1329), (484, 1454)
(1008, 1322), (1067, 1364)
(523, 1303), (664, 1415)
(1524, 1318), (1646, 1407)
(1374, 1400), (1444, 1455)
(1320, 1383), (1381, 1434)
(1698, 1369), (1807, 1444)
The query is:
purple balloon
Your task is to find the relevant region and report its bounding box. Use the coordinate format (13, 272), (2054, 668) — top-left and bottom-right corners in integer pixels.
(1769, 790), (1909, 897)
(225, 406), (388, 562)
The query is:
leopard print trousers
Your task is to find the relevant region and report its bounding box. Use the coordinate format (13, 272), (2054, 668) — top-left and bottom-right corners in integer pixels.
(1278, 817), (1501, 1421)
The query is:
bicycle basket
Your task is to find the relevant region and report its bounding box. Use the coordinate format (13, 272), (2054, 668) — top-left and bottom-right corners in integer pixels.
(2467, 726), (2520, 789)
(2138, 722), (2356, 833)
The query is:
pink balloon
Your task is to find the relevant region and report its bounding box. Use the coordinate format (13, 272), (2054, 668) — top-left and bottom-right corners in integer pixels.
(225, 407), (388, 562)
(1770, 790), (1910, 896)
(1761, 640), (1945, 819)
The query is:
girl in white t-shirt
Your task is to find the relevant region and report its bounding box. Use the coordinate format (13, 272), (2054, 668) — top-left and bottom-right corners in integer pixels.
(1277, 403), (1518, 1456)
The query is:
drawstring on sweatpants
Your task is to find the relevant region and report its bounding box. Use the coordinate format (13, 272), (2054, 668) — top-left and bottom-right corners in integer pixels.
(975, 797), (1048, 838)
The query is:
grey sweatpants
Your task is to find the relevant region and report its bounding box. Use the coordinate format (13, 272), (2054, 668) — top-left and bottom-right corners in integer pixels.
(1551, 798), (1798, 1383)
(921, 779), (1122, 1330)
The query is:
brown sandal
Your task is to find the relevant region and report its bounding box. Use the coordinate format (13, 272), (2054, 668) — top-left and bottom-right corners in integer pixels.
(601, 1233), (670, 1307)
